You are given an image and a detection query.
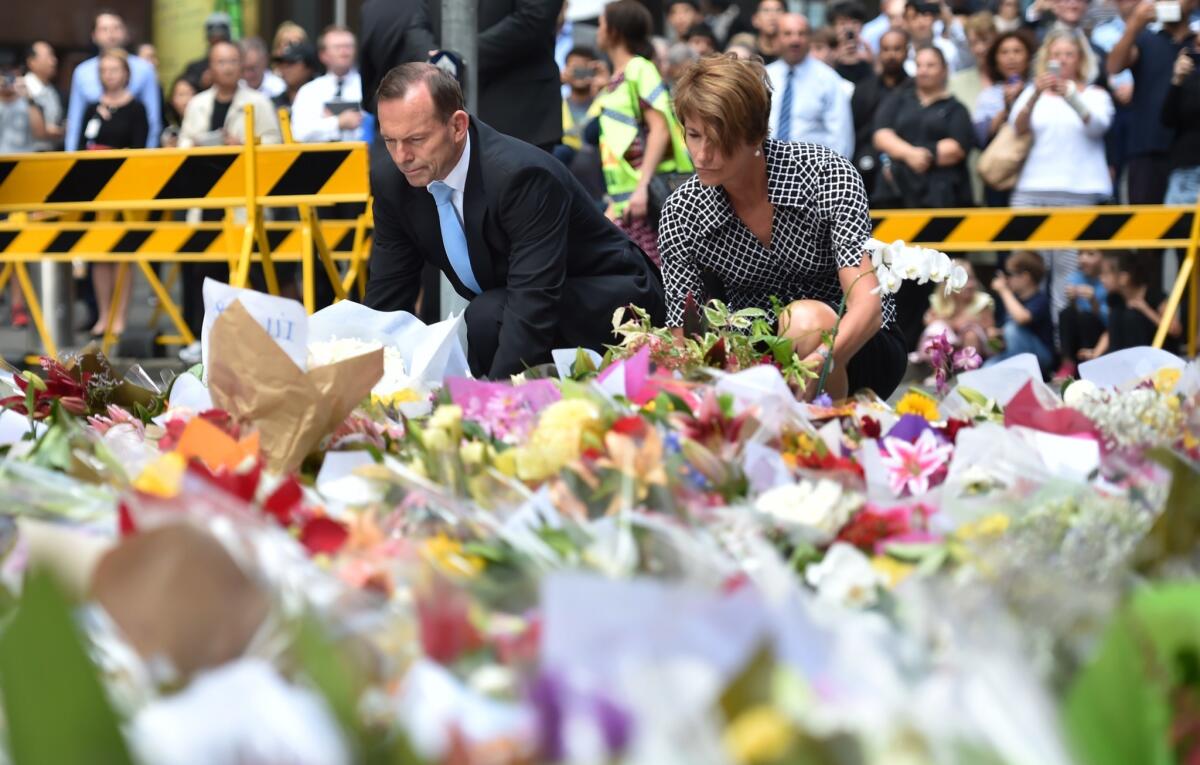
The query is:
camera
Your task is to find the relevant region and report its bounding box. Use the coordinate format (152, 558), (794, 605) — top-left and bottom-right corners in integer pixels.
(841, 29), (857, 41)
(570, 65), (598, 80)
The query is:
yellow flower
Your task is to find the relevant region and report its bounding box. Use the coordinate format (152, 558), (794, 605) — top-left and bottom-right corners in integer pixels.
(723, 705), (796, 765)
(372, 388), (422, 408)
(460, 441), (488, 466)
(1153, 367), (1182, 394)
(512, 399), (602, 482)
(872, 555), (916, 587)
(895, 390), (941, 422)
(132, 452), (187, 497)
(421, 534), (485, 578)
(956, 512), (1010, 540)
(428, 404), (463, 432)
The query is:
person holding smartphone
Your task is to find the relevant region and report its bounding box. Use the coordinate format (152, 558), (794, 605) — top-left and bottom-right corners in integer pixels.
(1107, 0), (1199, 205)
(1160, 43), (1200, 207)
(830, 1), (875, 84)
(290, 26), (363, 143)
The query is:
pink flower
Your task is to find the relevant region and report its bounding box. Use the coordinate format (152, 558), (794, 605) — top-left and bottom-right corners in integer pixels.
(953, 346), (982, 372)
(879, 429), (954, 497)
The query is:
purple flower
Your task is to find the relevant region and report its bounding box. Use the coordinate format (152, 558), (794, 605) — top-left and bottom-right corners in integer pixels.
(953, 346), (982, 372)
(813, 393), (834, 408)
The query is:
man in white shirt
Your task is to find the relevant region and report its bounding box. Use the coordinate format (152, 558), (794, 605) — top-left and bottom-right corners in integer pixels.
(765, 14), (855, 158)
(901, 1), (961, 75)
(290, 25), (363, 143)
(239, 37), (286, 99)
(23, 41), (64, 152)
(65, 10), (161, 150)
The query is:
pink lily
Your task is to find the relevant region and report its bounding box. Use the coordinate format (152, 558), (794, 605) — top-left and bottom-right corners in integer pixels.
(879, 429), (954, 497)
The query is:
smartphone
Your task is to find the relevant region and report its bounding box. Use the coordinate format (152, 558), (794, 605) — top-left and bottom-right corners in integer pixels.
(325, 100), (361, 115)
(1155, 0), (1182, 22)
(841, 29), (857, 42)
(1006, 74), (1021, 85)
(1048, 59), (1061, 76)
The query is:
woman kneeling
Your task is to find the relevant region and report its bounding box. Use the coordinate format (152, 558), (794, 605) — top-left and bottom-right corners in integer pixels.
(657, 55), (907, 400)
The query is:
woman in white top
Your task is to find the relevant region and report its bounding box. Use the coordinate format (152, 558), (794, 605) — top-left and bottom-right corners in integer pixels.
(1009, 28), (1113, 334)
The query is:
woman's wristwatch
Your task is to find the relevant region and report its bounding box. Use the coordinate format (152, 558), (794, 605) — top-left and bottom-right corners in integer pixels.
(815, 344), (834, 372)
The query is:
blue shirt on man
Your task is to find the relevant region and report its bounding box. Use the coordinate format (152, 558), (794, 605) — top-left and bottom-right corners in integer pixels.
(65, 54), (161, 151)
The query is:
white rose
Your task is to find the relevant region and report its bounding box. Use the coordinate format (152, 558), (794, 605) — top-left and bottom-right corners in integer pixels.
(754, 480), (860, 544)
(805, 542), (882, 609)
(1062, 379), (1102, 408)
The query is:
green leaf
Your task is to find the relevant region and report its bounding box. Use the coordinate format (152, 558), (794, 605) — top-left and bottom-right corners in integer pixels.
(1134, 450), (1200, 572)
(719, 643), (776, 721)
(0, 569), (134, 765)
(1064, 585), (1200, 765)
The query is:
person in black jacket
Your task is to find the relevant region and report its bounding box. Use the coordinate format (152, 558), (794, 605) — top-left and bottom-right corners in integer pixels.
(1162, 44), (1200, 207)
(365, 64), (664, 378)
(359, 0), (435, 117)
(477, 0), (564, 151)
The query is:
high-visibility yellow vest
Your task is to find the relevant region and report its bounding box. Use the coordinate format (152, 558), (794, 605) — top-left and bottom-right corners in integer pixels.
(596, 56), (693, 215)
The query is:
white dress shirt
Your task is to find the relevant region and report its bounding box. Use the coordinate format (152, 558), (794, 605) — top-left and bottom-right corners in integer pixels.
(428, 133), (471, 225)
(289, 69), (363, 142)
(242, 71), (287, 99)
(765, 57), (855, 159)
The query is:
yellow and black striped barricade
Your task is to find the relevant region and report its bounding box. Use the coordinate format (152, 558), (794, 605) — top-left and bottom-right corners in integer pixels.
(869, 205), (1200, 356)
(0, 104), (369, 356)
(0, 218), (375, 356)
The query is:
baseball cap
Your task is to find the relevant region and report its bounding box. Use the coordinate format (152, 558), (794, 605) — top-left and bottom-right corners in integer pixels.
(205, 12), (233, 34)
(274, 41), (318, 68)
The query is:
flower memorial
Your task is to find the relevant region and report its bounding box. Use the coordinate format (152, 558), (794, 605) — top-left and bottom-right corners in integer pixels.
(0, 259), (1196, 765)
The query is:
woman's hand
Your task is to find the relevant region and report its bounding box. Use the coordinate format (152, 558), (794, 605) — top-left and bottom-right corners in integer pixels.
(627, 185), (650, 221)
(1034, 71), (1059, 94)
(905, 145), (934, 173)
(935, 138), (965, 167)
(1002, 80), (1024, 107)
(1173, 49), (1196, 85)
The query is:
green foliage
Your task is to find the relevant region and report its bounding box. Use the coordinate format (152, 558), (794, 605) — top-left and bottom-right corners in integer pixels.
(0, 570), (134, 765)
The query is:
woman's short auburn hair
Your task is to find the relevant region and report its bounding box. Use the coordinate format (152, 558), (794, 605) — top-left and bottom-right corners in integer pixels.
(672, 54), (771, 156)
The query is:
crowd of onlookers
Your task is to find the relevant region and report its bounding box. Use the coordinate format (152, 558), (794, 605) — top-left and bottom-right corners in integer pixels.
(555, 0), (1199, 376)
(1, 0), (1198, 377)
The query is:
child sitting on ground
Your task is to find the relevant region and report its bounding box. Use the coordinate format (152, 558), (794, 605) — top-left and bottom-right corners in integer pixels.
(986, 250), (1055, 371)
(1082, 253), (1182, 359)
(1055, 248), (1108, 378)
(915, 258), (994, 363)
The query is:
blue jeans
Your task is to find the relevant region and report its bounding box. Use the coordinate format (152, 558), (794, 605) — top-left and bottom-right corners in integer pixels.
(985, 321), (1053, 370)
(1165, 166), (1200, 205)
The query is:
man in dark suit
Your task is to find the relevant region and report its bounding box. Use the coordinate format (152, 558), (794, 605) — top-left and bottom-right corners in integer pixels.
(359, 0), (435, 116)
(365, 64), (665, 378)
(477, 0), (564, 150)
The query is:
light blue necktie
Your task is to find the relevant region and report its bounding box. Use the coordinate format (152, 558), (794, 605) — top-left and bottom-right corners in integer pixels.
(777, 66), (795, 142)
(428, 181), (482, 294)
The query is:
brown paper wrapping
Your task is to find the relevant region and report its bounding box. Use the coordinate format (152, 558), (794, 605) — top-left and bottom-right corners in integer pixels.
(89, 524), (269, 678)
(207, 301), (383, 473)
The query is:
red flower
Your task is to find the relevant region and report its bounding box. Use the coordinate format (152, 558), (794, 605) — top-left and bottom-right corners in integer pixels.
(416, 582), (483, 664)
(610, 416), (647, 438)
(860, 416), (882, 440)
(796, 451), (864, 477)
(940, 418), (973, 444)
(0, 357), (91, 419)
(262, 477), (304, 527)
(299, 516), (349, 556)
(187, 459), (263, 504)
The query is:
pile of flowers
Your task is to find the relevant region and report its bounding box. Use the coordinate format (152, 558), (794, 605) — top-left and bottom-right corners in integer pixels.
(0, 253), (1197, 764)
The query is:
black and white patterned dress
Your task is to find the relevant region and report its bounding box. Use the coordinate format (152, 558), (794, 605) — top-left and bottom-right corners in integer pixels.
(657, 139), (897, 330)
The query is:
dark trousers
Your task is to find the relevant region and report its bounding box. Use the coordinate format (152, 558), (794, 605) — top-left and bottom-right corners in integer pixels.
(1058, 305), (1105, 362)
(464, 289), (558, 378)
(1127, 154), (1171, 204)
(310, 202), (365, 310)
(1126, 154), (1173, 294)
(895, 280), (935, 352)
(846, 323), (908, 400)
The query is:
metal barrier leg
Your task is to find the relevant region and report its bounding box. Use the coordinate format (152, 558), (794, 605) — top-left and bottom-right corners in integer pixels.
(253, 219), (280, 296)
(136, 260), (195, 346)
(13, 262), (56, 359)
(1190, 253), (1198, 358)
(342, 210), (369, 297)
(100, 262), (130, 356)
(0, 262), (13, 294)
(148, 262), (179, 328)
(1156, 253), (1194, 350)
(303, 207), (347, 302)
(302, 222), (317, 313)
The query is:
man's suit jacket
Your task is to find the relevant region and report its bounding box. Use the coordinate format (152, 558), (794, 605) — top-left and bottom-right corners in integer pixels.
(476, 0), (563, 148)
(365, 118), (665, 377)
(359, 0), (436, 115)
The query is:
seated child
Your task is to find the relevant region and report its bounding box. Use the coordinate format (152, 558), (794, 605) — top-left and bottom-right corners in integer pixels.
(1083, 253), (1182, 359)
(986, 250), (1055, 370)
(1055, 248), (1108, 378)
(915, 258), (995, 362)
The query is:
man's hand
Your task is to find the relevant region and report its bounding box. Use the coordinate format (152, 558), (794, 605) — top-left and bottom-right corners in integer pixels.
(906, 146), (933, 173)
(1113, 82), (1135, 104)
(1074, 284), (1095, 300)
(337, 109), (363, 131)
(1078, 347), (1097, 360)
(1173, 48), (1196, 85)
(1131, 0), (1157, 29)
(1064, 284), (1077, 300)
(991, 272), (1009, 294)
